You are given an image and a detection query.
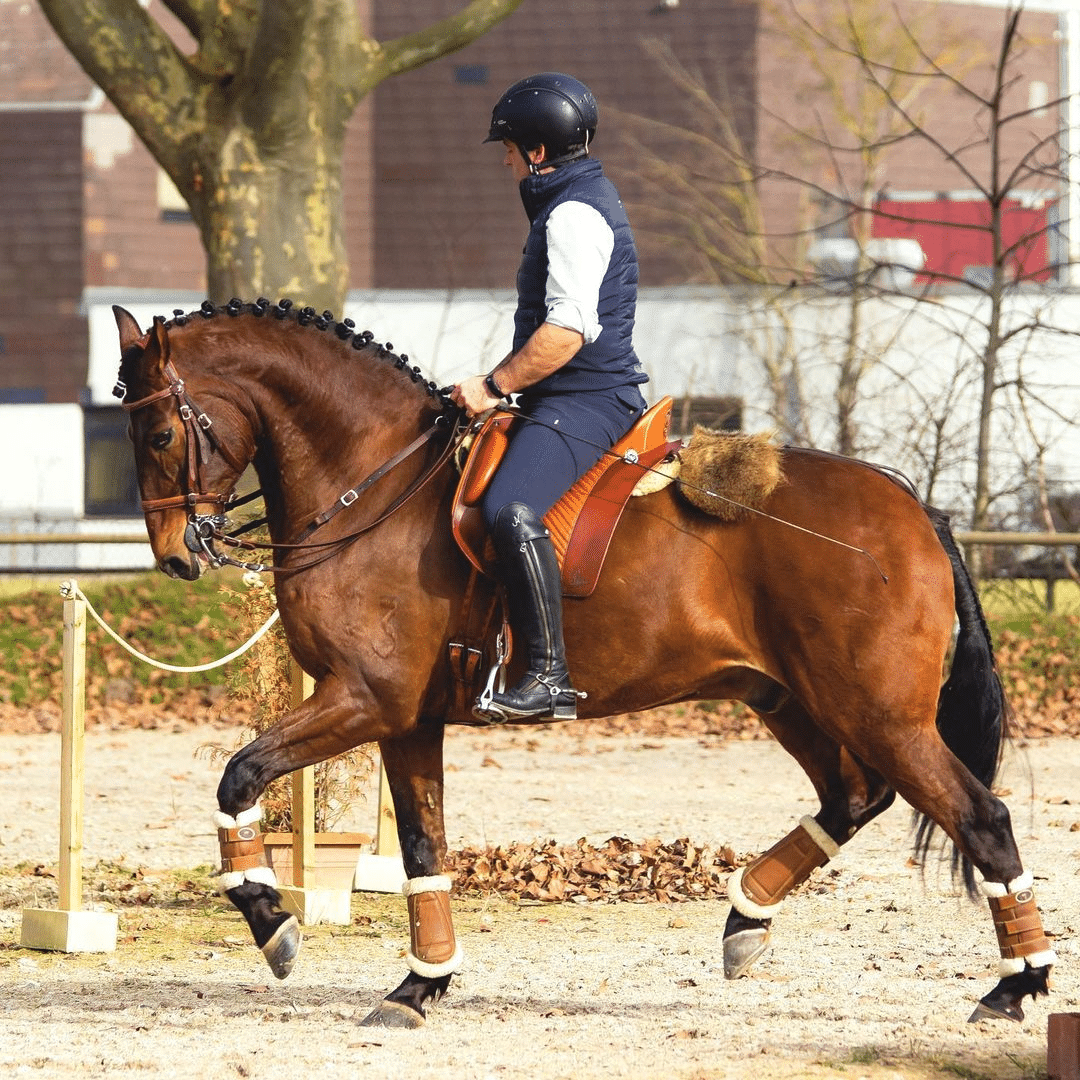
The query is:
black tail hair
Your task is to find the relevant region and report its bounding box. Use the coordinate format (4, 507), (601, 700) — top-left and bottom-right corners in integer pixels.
(914, 506), (1009, 898)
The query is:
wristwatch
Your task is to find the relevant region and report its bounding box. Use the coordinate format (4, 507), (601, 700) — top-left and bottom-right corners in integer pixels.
(484, 372), (511, 401)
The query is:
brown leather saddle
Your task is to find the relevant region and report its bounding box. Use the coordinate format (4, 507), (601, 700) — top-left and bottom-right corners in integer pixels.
(451, 396), (679, 598)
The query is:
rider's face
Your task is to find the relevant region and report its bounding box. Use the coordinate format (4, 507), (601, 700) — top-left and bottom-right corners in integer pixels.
(502, 140), (543, 182)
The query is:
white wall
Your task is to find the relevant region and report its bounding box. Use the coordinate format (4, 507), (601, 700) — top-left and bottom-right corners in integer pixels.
(722, 289), (1080, 512)
(81, 285), (1080, 526)
(87, 286), (742, 404)
(0, 403), (154, 571)
(0, 404), (85, 517)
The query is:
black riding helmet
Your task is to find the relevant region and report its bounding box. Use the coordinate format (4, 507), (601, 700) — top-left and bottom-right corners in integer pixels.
(484, 72), (598, 171)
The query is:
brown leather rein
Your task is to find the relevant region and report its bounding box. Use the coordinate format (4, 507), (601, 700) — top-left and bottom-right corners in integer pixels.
(121, 357), (463, 575)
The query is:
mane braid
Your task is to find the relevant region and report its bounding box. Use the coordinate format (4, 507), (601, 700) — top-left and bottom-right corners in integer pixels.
(159, 298), (450, 406)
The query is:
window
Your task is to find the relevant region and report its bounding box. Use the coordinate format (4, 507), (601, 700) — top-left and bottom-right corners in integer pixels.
(670, 396), (742, 439)
(84, 406), (140, 517)
(0, 387), (46, 403)
(454, 65), (488, 85)
(158, 169), (192, 223)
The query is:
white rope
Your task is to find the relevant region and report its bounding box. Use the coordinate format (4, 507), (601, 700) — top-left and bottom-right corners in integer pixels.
(61, 579), (280, 673)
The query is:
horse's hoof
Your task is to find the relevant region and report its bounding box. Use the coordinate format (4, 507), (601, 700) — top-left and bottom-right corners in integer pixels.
(968, 997), (1024, 1023)
(968, 965), (1050, 1023)
(359, 1000), (426, 1029)
(968, 999), (1024, 1023)
(261, 915), (301, 980)
(723, 927), (770, 979)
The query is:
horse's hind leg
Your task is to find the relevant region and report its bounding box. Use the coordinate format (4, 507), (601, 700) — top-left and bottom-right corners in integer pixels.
(724, 703), (896, 979)
(869, 728), (1055, 1022)
(360, 722), (461, 1030)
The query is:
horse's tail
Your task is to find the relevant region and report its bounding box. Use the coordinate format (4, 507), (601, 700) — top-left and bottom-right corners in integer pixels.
(914, 506), (1009, 898)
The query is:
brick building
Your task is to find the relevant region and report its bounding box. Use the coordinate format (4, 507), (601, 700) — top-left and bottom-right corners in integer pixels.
(2, 0), (1064, 385)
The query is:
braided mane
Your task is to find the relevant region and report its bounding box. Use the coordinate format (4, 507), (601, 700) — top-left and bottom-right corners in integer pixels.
(117, 296), (450, 406)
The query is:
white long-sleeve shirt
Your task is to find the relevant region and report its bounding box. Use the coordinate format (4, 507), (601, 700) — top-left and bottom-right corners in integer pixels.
(543, 200), (615, 345)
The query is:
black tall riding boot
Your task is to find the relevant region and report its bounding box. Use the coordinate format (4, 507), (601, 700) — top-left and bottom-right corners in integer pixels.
(473, 502), (582, 723)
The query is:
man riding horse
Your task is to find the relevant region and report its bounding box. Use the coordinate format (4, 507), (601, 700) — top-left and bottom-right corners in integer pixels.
(450, 72), (649, 724)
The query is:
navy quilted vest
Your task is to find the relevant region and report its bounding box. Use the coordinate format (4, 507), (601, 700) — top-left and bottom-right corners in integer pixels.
(514, 158), (647, 394)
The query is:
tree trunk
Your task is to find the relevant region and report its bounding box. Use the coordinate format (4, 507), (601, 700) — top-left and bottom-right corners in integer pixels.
(189, 128), (350, 313)
(37, 0), (525, 314)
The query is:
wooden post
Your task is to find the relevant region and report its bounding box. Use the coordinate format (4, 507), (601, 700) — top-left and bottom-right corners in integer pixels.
(289, 665), (316, 890)
(353, 753), (406, 893)
(58, 581), (87, 912)
(1049, 1013), (1080, 1080)
(376, 759), (400, 858)
(273, 661), (350, 925)
(20, 580), (117, 952)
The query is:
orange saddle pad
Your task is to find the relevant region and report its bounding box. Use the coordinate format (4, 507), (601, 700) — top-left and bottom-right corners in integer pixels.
(451, 397), (678, 597)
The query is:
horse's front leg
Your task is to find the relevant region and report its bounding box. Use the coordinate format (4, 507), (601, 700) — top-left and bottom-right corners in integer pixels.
(360, 722), (460, 1029)
(213, 674), (391, 980)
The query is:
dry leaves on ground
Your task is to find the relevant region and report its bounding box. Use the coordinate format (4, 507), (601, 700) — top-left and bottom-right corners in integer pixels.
(445, 835), (741, 904)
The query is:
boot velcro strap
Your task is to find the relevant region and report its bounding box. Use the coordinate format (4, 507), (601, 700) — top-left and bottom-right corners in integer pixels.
(988, 892), (1053, 960)
(218, 826), (268, 874)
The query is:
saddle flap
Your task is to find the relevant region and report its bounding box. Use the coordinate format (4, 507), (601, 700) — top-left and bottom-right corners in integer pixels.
(451, 396), (675, 593)
(460, 412), (516, 507)
(452, 412), (517, 577)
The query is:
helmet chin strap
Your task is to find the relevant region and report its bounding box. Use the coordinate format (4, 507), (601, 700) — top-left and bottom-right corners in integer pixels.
(518, 143), (542, 175)
(519, 142), (587, 175)
(539, 148), (588, 169)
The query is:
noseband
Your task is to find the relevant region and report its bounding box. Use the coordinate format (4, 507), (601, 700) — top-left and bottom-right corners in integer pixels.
(119, 356), (251, 565)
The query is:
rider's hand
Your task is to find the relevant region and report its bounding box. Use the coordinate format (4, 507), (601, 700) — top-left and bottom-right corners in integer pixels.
(450, 374), (502, 418)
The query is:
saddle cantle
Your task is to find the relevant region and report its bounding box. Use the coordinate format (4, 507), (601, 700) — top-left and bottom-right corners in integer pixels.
(451, 396), (679, 598)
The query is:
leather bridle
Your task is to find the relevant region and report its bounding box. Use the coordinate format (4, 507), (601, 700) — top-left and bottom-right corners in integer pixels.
(120, 356), (251, 560)
(120, 354), (463, 575)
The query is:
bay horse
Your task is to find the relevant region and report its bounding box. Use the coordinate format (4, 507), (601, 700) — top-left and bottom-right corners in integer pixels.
(113, 299), (1055, 1029)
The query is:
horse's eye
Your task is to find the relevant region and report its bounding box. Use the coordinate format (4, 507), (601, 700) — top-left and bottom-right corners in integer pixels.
(150, 430), (173, 451)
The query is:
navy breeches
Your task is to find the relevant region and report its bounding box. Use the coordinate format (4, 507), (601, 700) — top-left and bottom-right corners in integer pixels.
(481, 385), (647, 530)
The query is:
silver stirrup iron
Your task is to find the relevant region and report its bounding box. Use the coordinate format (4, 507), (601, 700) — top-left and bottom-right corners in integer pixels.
(477, 625), (509, 718)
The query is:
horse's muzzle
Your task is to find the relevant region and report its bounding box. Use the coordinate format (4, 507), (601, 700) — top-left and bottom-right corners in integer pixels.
(160, 553), (203, 581)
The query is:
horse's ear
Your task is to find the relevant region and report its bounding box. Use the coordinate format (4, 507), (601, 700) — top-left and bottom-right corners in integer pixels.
(113, 306), (143, 351)
(132, 315), (172, 386)
(150, 316), (170, 363)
